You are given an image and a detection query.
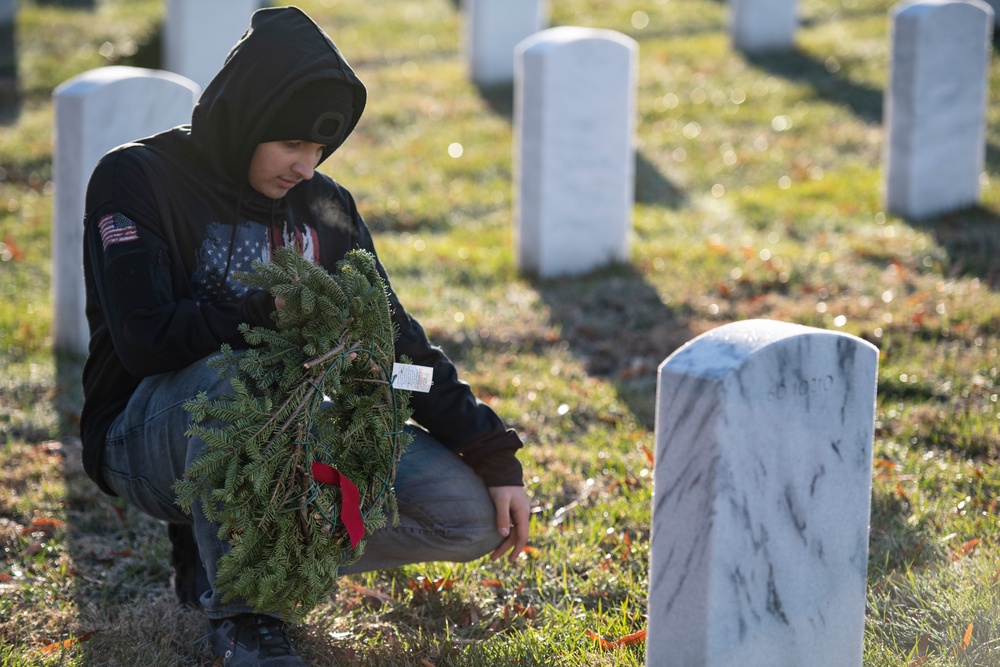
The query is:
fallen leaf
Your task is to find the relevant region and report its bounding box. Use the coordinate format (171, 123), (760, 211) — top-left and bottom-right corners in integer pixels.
(622, 532), (633, 561)
(110, 504), (128, 524)
(614, 629), (647, 647)
(510, 604), (536, 619)
(420, 660), (436, 667)
(588, 628), (647, 650)
(480, 579), (503, 588)
(907, 632), (931, 667)
(640, 444), (654, 467)
(38, 630), (97, 654)
(347, 583), (395, 604)
(705, 238), (728, 254)
(407, 577), (457, 593)
(951, 538), (980, 562)
(21, 517), (63, 534)
(586, 629), (614, 650)
(3, 234), (24, 261)
(111, 548), (133, 558)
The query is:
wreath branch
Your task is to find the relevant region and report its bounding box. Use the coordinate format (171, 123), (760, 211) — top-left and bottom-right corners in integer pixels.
(175, 248), (413, 620)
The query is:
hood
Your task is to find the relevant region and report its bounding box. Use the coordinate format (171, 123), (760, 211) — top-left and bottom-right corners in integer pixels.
(184, 6), (367, 186)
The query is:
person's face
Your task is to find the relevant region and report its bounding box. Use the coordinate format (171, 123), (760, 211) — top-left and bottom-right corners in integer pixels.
(247, 140), (325, 199)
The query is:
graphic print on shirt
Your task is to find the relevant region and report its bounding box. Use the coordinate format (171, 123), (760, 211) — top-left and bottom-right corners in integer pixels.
(191, 221), (272, 303)
(192, 219), (321, 304)
(272, 220), (321, 265)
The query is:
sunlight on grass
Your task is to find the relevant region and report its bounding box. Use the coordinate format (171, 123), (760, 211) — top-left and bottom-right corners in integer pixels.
(4, 0), (1000, 664)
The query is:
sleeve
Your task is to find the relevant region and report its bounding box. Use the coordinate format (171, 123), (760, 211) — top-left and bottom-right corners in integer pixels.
(84, 149), (277, 379)
(344, 201), (524, 487)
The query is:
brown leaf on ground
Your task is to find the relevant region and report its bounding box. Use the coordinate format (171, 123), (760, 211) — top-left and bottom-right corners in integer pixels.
(20, 517), (64, 534)
(952, 622), (973, 655)
(3, 233), (25, 261)
(346, 583), (396, 605)
(950, 538), (980, 562)
(38, 630), (97, 654)
(587, 628), (647, 650)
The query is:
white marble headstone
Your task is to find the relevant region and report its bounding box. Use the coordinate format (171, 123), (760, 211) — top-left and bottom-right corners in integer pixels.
(647, 320), (878, 667)
(462, 0), (548, 86)
(729, 0), (799, 51)
(53, 66), (199, 355)
(514, 27), (637, 278)
(978, 0), (1000, 24)
(884, 0), (993, 219)
(163, 0), (259, 90)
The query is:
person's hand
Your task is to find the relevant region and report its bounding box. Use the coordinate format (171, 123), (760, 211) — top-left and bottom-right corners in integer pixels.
(487, 485), (531, 563)
(275, 296), (286, 311)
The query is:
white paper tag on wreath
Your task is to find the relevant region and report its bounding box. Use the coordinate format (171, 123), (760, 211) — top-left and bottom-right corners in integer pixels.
(392, 363), (434, 392)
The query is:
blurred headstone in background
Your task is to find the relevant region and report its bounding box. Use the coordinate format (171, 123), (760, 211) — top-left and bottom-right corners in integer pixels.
(979, 0), (1000, 25)
(163, 0), (261, 90)
(53, 66), (199, 356)
(729, 0), (798, 51)
(514, 27), (637, 278)
(884, 0), (993, 219)
(462, 0), (548, 86)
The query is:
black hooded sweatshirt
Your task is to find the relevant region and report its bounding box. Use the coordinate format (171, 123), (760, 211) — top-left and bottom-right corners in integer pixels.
(80, 6), (523, 495)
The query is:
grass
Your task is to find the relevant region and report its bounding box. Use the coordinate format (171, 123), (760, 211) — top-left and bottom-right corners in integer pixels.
(3, 0), (1000, 664)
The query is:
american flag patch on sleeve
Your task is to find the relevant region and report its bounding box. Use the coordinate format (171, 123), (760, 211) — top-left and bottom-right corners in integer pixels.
(98, 212), (139, 249)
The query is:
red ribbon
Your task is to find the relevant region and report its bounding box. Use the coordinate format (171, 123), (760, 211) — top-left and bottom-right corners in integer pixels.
(311, 461), (364, 548)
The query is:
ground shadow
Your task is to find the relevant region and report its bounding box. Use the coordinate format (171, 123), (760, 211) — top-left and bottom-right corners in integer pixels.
(902, 205), (1000, 289)
(33, 0), (96, 7)
(0, 94), (21, 126)
(537, 264), (696, 429)
(429, 263), (694, 429)
(51, 352), (184, 659)
(537, 266), (696, 428)
(475, 81), (513, 121)
(635, 151), (687, 209)
(745, 48), (883, 124)
(868, 484), (937, 575)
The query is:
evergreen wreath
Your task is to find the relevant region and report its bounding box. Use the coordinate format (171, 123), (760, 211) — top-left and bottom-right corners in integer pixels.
(175, 246), (412, 620)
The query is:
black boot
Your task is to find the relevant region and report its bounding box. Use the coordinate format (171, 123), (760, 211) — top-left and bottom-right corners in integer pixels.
(167, 523), (210, 608)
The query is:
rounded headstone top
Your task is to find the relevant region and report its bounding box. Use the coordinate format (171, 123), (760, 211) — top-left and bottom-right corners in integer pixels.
(516, 25), (638, 55)
(54, 66), (200, 98)
(659, 319), (877, 380)
(892, 0), (994, 20)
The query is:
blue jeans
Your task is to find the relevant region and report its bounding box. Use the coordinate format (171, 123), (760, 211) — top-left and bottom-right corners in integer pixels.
(101, 355), (501, 618)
